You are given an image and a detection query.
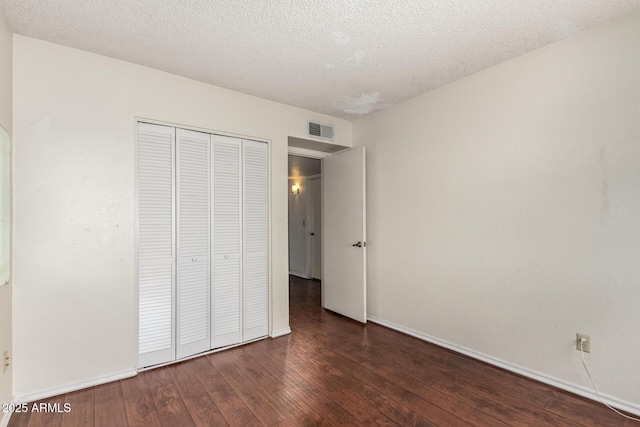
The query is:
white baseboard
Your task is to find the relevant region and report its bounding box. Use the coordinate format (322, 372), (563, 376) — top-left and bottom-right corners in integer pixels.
(367, 315), (640, 417)
(12, 369), (136, 404)
(270, 327), (291, 338)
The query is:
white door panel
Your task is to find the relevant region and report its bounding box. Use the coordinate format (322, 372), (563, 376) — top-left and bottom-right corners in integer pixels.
(309, 176), (322, 280)
(176, 257), (210, 357)
(176, 128), (210, 359)
(137, 123), (175, 367)
(243, 140), (269, 340)
(211, 253), (242, 347)
(211, 135), (242, 348)
(322, 147), (366, 323)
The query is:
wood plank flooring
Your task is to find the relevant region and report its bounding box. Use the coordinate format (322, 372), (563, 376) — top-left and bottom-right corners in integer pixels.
(8, 275), (634, 426)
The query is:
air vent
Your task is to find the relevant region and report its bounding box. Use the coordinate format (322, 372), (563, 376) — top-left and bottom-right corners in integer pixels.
(308, 121), (334, 140)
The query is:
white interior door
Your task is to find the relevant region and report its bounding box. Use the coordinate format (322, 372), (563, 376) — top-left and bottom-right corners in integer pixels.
(176, 128), (211, 359)
(322, 147), (366, 323)
(309, 176), (322, 280)
(288, 177), (307, 277)
(211, 135), (243, 348)
(137, 123), (176, 367)
(242, 139), (269, 341)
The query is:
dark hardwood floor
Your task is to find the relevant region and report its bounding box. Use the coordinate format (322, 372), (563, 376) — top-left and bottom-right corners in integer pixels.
(8, 275), (634, 426)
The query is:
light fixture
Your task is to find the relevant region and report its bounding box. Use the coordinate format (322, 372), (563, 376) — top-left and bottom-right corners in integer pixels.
(291, 183), (300, 195)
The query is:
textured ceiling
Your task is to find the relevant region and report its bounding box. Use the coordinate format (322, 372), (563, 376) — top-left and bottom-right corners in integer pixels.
(2, 1), (640, 120)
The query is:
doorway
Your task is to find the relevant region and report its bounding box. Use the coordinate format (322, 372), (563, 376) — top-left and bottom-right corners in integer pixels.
(287, 137), (367, 323)
(287, 155), (322, 281)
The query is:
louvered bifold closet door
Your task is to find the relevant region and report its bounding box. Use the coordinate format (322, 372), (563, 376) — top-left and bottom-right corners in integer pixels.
(137, 123), (175, 367)
(211, 135), (243, 348)
(176, 129), (211, 359)
(242, 140), (269, 341)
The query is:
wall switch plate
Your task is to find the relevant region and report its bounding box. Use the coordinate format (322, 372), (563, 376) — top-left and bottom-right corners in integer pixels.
(2, 351), (8, 373)
(576, 334), (591, 353)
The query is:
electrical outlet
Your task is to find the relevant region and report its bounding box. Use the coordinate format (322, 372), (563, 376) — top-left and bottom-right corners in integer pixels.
(2, 351), (8, 373)
(576, 334), (591, 353)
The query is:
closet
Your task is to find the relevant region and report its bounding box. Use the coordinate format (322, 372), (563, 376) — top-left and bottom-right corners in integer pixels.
(137, 123), (268, 368)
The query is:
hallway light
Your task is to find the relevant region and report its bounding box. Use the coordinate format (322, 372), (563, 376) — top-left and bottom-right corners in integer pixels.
(291, 183), (300, 194)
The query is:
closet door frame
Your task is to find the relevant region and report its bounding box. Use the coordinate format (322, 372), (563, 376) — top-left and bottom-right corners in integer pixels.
(135, 118), (271, 369)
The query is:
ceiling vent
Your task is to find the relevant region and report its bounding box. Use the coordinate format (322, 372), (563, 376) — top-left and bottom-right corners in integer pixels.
(308, 121), (334, 140)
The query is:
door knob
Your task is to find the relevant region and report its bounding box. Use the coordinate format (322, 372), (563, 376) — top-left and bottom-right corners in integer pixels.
(352, 241), (365, 247)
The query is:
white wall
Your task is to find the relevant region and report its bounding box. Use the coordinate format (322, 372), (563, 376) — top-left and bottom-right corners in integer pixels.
(288, 177), (308, 277)
(12, 35), (351, 398)
(0, 7), (12, 420)
(0, 9), (10, 135)
(354, 12), (640, 410)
